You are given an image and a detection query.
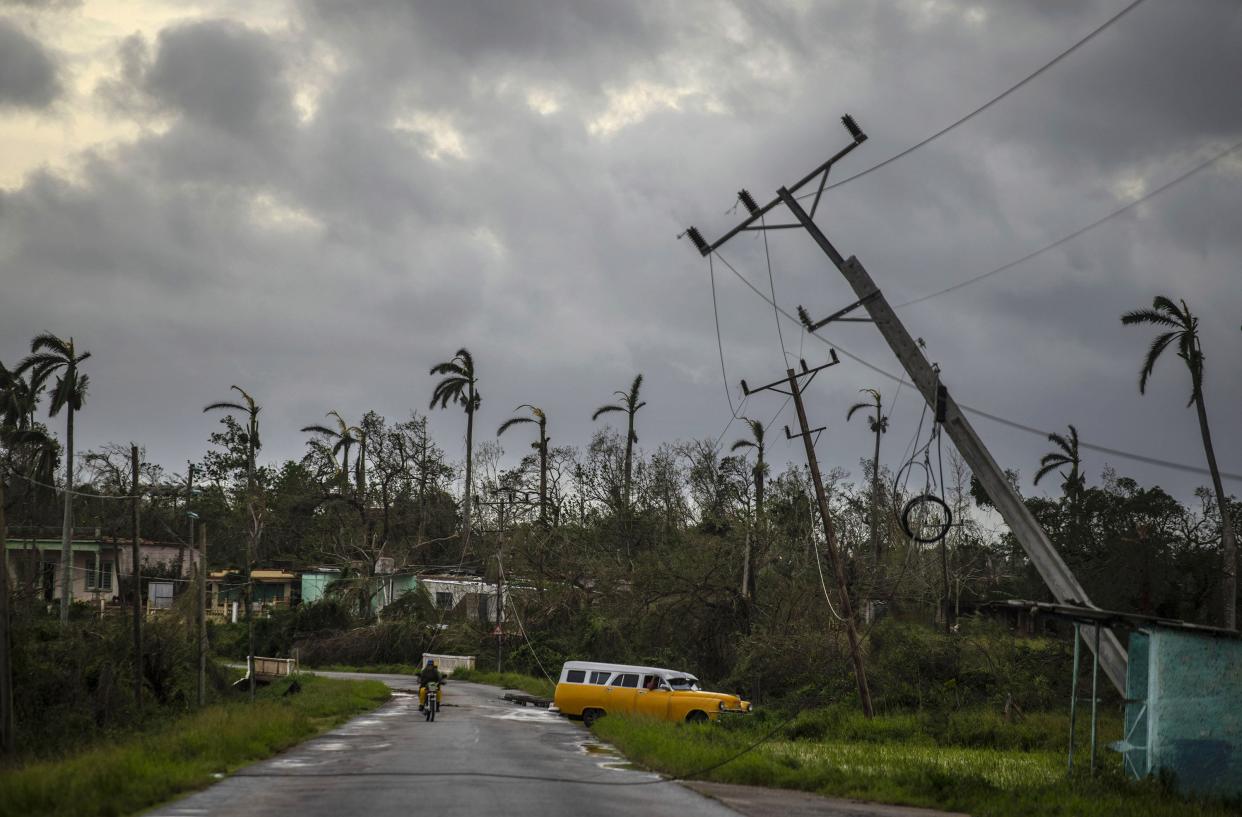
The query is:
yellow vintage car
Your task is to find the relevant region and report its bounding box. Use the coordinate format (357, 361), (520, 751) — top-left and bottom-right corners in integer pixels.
(553, 661), (751, 725)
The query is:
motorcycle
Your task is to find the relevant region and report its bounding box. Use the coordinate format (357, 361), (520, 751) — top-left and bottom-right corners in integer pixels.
(421, 681), (441, 722)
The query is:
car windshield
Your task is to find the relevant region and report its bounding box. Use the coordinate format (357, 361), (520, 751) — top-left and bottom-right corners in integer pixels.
(666, 676), (700, 690)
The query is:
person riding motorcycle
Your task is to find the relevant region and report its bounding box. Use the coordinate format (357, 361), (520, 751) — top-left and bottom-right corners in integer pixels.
(418, 659), (443, 711)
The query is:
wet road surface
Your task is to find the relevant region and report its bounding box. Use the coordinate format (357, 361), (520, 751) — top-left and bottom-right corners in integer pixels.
(148, 670), (741, 817)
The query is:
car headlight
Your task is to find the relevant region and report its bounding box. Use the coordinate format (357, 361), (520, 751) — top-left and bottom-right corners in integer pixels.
(719, 701), (726, 711)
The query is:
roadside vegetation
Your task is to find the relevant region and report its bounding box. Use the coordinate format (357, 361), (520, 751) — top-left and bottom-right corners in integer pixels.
(451, 668), (555, 698)
(3, 331), (1238, 812)
(593, 712), (1235, 817)
(0, 674), (388, 817)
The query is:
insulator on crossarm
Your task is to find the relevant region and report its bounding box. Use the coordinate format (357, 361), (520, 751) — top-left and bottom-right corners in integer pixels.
(737, 189), (760, 215)
(685, 226), (710, 254)
(842, 113), (866, 143)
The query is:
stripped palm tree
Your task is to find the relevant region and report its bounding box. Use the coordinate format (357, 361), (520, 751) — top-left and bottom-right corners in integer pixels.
(1122, 296), (1237, 629)
(430, 349), (480, 553)
(203, 386), (262, 698)
(592, 374), (645, 509)
(847, 388), (888, 563)
(497, 405), (549, 525)
(730, 418), (767, 603)
(0, 362), (43, 431)
(302, 411), (364, 495)
(18, 334), (90, 624)
(1034, 424), (1084, 499)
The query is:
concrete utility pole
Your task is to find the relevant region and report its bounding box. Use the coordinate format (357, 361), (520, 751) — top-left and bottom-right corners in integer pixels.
(0, 477), (15, 755)
(131, 444), (142, 712)
(740, 357), (875, 718)
(198, 523), (208, 708)
(683, 114), (1128, 694)
(185, 464), (194, 579)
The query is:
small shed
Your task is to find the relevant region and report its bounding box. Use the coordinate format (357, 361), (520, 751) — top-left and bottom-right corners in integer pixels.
(999, 600), (1242, 798)
(1123, 625), (1242, 798)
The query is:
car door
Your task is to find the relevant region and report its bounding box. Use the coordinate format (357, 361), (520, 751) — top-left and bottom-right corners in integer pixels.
(603, 672), (640, 714)
(634, 674), (671, 720)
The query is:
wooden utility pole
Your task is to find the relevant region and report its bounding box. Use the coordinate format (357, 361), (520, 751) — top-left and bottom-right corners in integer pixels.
(1, 477), (15, 755)
(130, 444), (142, 712)
(197, 523), (208, 708)
(683, 113), (1128, 695)
(740, 357), (874, 718)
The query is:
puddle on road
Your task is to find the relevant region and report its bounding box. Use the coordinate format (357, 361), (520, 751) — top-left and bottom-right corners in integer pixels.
(579, 740), (644, 773)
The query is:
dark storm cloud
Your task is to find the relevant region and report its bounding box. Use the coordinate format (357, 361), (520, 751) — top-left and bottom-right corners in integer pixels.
(0, 0), (1238, 505)
(0, 18), (60, 109)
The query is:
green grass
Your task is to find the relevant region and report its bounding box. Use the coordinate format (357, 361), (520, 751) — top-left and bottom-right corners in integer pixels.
(0, 675), (389, 817)
(593, 710), (1238, 817)
(451, 668), (555, 699)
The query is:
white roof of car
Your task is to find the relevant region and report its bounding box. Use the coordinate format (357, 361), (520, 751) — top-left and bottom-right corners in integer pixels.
(561, 660), (697, 677)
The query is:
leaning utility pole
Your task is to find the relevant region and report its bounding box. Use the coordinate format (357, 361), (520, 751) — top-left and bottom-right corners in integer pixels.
(0, 477), (15, 755)
(197, 523), (208, 708)
(131, 444), (142, 712)
(683, 114), (1128, 694)
(740, 356), (874, 718)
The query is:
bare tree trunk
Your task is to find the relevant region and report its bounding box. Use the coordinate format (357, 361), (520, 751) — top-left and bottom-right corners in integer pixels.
(462, 403), (474, 554)
(245, 437), (256, 702)
(623, 413), (634, 509)
(871, 418), (882, 563)
(59, 407), (74, 624)
(198, 523), (207, 708)
(0, 477), (15, 755)
(539, 429), (548, 526)
(1196, 392), (1237, 629)
(130, 444), (142, 712)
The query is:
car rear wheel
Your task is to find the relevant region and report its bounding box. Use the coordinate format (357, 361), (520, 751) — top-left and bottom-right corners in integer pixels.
(686, 710), (709, 724)
(582, 708), (605, 727)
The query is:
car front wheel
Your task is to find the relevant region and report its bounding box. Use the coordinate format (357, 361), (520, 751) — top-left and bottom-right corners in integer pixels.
(583, 708), (605, 727)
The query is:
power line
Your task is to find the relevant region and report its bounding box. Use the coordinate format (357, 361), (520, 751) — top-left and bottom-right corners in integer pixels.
(707, 250), (1242, 484)
(706, 254), (739, 417)
(895, 136), (1242, 307)
(797, 0), (1152, 197)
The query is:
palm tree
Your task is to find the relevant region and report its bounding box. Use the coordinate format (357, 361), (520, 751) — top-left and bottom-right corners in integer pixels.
(1034, 424), (1084, 499)
(302, 411), (364, 495)
(730, 418), (767, 602)
(430, 349), (480, 552)
(592, 374), (645, 509)
(19, 334), (90, 624)
(203, 386), (262, 698)
(847, 388), (888, 563)
(1122, 296), (1237, 629)
(0, 362), (43, 431)
(497, 405), (549, 525)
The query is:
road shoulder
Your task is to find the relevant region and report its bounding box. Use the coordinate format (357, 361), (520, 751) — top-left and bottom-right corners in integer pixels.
(681, 781), (969, 817)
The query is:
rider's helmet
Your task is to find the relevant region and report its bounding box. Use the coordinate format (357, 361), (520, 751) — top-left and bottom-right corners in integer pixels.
(426, 659), (435, 667)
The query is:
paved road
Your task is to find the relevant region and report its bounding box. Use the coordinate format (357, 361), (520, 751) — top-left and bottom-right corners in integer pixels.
(149, 670), (741, 817)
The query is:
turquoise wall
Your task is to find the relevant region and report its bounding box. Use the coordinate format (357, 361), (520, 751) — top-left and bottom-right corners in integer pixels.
(301, 572), (339, 604)
(1125, 627), (1242, 798)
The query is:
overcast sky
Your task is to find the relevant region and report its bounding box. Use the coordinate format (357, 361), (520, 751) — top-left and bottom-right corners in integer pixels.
(1, 0), (1239, 505)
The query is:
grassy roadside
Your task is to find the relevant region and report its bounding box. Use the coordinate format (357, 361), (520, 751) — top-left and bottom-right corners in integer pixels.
(450, 668), (555, 698)
(592, 710), (1237, 817)
(0, 675), (389, 817)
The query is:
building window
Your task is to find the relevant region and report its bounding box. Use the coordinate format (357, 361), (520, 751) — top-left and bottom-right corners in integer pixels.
(87, 558), (113, 591)
(435, 591), (454, 609)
